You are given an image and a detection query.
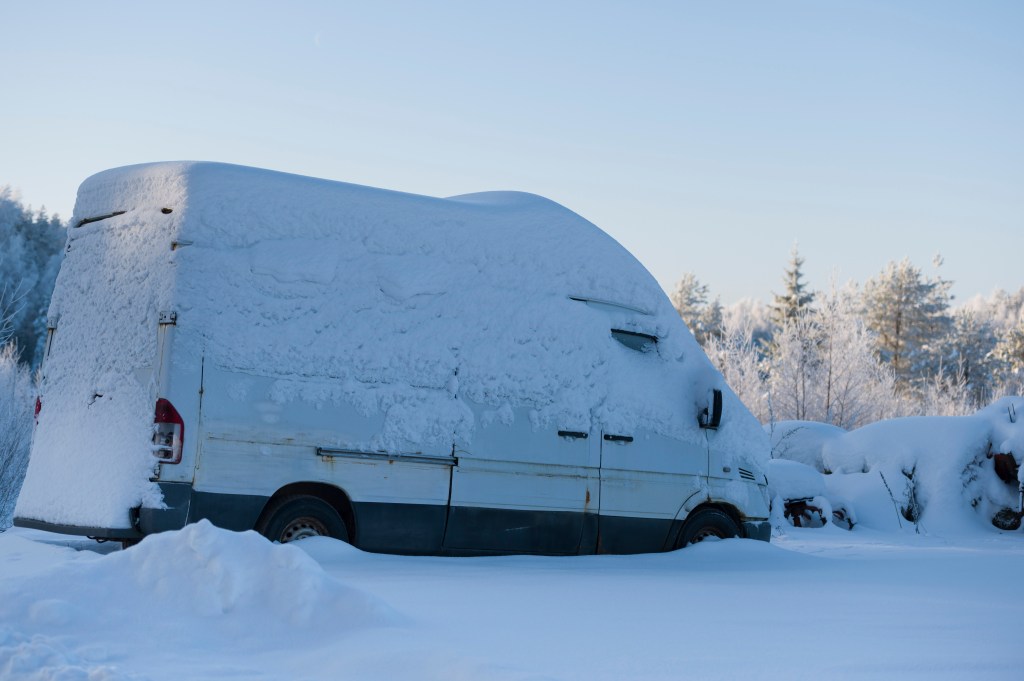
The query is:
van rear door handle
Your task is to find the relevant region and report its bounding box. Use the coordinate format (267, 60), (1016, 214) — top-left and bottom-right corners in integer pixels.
(603, 434), (633, 443)
(557, 430), (588, 439)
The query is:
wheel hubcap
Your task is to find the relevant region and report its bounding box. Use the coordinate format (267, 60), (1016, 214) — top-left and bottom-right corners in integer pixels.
(280, 516), (329, 542)
(691, 527), (725, 543)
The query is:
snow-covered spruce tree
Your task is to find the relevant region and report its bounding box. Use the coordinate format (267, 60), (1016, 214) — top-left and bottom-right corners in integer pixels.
(0, 187), (66, 366)
(861, 258), (953, 393)
(0, 342), (33, 528)
(770, 244), (815, 327)
(670, 272), (723, 345)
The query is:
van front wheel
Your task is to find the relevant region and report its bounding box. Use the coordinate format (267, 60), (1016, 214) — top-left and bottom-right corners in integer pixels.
(676, 508), (740, 548)
(257, 495), (349, 544)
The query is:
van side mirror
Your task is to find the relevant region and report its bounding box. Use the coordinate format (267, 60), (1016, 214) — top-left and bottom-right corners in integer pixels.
(699, 389), (723, 430)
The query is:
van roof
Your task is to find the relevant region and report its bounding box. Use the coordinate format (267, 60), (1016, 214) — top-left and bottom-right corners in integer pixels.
(76, 161), (571, 227)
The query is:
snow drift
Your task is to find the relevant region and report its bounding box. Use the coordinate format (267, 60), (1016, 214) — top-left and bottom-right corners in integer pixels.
(0, 520), (398, 678)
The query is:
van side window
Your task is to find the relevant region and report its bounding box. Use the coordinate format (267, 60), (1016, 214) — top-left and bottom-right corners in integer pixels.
(611, 329), (658, 353)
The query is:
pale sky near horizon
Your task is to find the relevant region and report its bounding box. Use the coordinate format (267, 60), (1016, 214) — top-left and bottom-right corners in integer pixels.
(2, 1), (1021, 304)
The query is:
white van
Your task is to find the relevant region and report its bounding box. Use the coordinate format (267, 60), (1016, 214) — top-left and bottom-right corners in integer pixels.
(15, 162), (770, 553)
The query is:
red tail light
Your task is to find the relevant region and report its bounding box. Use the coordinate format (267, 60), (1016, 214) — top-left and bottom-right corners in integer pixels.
(153, 398), (184, 464)
(34, 396), (41, 425)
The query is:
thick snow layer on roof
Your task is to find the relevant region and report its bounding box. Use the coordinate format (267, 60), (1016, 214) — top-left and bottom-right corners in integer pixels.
(17, 162), (768, 528)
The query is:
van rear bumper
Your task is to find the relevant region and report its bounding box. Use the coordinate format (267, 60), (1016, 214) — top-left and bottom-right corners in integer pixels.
(138, 481), (193, 534)
(12, 516), (143, 540)
(13, 483), (266, 541)
(12, 481), (195, 540)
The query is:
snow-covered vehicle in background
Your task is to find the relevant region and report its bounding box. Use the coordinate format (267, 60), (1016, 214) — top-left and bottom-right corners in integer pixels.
(14, 162), (771, 554)
(767, 398), (1024, 534)
(765, 458), (856, 530)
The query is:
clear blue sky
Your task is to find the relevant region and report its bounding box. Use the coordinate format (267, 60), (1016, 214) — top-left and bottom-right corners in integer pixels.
(2, 1), (1021, 304)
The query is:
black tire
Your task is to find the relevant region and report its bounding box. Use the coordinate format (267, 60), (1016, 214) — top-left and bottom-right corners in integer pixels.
(256, 494), (349, 544)
(676, 508), (741, 548)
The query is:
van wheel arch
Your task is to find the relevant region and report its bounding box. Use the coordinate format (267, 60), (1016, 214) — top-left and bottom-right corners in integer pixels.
(255, 482), (356, 544)
(675, 504), (743, 549)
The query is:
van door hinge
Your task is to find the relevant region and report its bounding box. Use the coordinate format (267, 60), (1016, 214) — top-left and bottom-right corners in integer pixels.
(158, 311), (178, 326)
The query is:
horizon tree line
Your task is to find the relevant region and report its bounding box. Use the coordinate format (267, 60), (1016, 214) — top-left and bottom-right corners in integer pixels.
(672, 246), (1024, 427)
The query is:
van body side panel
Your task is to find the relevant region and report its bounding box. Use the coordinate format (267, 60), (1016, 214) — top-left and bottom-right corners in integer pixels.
(595, 516), (678, 554)
(704, 400), (771, 523)
(349, 502), (449, 554)
(597, 431), (709, 553)
(444, 404), (597, 554)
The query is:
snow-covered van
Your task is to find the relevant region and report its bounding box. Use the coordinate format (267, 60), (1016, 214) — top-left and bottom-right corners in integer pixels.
(15, 162), (770, 553)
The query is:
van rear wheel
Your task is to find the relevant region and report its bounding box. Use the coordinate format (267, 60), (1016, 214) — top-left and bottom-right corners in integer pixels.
(257, 494), (349, 544)
(676, 508), (740, 548)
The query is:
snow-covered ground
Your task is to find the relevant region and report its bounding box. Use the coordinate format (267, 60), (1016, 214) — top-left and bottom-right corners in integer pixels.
(2, 520), (1022, 680)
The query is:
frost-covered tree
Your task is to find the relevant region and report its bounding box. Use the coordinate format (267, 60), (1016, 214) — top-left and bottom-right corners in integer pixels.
(670, 272), (722, 345)
(722, 297), (774, 349)
(0, 282), (23, 347)
(0, 187), (65, 366)
(771, 245), (815, 326)
(764, 284), (902, 428)
(766, 313), (820, 422)
(671, 273), (706, 324)
(993, 322), (1024, 380)
(705, 317), (770, 423)
(0, 342), (33, 527)
(941, 308), (1000, 405)
(812, 286), (902, 427)
(862, 258), (952, 391)
(965, 287), (1024, 331)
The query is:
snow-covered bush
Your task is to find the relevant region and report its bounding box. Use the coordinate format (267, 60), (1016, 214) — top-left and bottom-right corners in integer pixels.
(0, 342), (33, 527)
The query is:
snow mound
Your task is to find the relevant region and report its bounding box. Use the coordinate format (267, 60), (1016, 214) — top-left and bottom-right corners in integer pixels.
(0, 522), (401, 675)
(770, 397), (1024, 534)
(765, 459), (826, 500)
(119, 520), (397, 625)
(767, 421), (847, 472)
